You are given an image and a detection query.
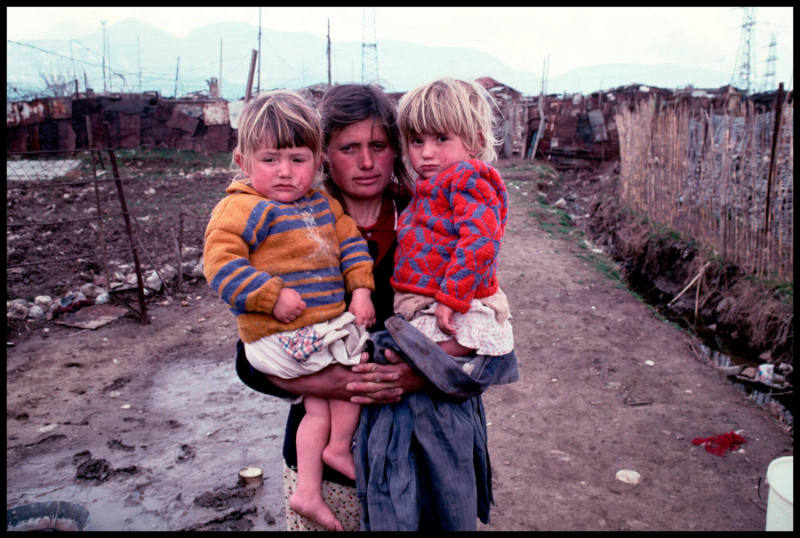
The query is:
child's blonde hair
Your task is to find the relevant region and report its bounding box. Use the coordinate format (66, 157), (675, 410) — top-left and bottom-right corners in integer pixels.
(233, 90), (322, 178)
(397, 78), (502, 162)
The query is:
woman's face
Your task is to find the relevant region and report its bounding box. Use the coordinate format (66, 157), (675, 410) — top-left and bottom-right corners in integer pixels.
(326, 118), (396, 201)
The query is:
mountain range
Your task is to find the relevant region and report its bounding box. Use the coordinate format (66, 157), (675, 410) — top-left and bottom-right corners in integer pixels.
(7, 18), (731, 101)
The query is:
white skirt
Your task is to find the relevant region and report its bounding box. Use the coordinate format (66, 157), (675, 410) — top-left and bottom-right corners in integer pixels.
(409, 299), (514, 356)
(244, 311), (369, 379)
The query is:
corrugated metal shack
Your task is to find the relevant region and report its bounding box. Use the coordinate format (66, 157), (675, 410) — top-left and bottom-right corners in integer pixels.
(7, 93), (235, 154)
(526, 84), (749, 169)
(476, 77), (527, 158)
(6, 81), (752, 166)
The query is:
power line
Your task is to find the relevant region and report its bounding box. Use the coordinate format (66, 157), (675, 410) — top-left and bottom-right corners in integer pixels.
(8, 39), (97, 66)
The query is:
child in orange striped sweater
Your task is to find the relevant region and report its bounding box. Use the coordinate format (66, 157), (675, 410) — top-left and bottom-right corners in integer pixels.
(204, 90), (375, 531)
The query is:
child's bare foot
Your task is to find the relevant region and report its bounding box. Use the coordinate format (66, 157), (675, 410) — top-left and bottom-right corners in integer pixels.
(322, 446), (356, 480)
(289, 493), (343, 531)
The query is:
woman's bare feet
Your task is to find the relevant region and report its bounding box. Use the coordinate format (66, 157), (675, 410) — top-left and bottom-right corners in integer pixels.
(322, 446), (356, 480)
(289, 492), (343, 531)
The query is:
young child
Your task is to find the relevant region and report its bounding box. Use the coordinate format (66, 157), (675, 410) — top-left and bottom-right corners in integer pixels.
(204, 90), (375, 531)
(391, 77), (514, 361)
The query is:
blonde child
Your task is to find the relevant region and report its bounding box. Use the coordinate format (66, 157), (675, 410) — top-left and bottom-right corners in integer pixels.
(204, 90), (375, 531)
(391, 77), (514, 361)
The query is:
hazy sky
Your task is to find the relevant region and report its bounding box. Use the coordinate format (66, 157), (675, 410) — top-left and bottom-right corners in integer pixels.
(6, 6), (794, 87)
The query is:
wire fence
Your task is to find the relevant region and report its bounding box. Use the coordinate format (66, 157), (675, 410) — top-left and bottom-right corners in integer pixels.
(616, 92), (793, 282)
(6, 145), (150, 322)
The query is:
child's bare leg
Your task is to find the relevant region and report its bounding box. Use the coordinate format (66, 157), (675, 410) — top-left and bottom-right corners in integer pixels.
(290, 395), (343, 531)
(322, 399), (360, 480)
(438, 338), (475, 357)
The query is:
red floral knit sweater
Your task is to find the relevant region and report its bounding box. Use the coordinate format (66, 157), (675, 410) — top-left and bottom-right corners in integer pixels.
(390, 159), (508, 314)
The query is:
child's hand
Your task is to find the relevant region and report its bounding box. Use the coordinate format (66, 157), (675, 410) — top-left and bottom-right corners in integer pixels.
(434, 303), (457, 335)
(273, 287), (306, 323)
(349, 288), (375, 328)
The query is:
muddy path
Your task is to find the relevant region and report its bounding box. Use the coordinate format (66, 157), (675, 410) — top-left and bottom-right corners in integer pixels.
(6, 173), (793, 531)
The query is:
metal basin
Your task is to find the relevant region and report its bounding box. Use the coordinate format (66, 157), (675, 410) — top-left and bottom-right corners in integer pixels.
(7, 501), (90, 532)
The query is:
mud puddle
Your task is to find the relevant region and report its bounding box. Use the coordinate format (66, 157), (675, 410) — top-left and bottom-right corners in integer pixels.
(6, 350), (290, 531)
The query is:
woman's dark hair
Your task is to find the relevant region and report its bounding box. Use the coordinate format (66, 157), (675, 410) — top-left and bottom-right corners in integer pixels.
(319, 84), (413, 198)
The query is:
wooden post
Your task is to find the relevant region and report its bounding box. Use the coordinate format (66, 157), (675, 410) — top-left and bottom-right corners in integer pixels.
(531, 95), (545, 160)
(174, 56), (180, 97)
(245, 49), (258, 102)
(763, 82), (784, 237)
(257, 8), (262, 94)
(327, 19), (332, 87)
(87, 115), (111, 289)
(176, 212), (184, 292)
(104, 123), (149, 324)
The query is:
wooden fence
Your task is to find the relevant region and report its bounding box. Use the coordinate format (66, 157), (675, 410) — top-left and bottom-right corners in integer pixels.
(616, 92), (793, 282)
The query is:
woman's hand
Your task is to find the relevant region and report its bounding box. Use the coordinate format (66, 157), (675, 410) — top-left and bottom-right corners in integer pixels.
(265, 349), (428, 405)
(347, 348), (428, 404)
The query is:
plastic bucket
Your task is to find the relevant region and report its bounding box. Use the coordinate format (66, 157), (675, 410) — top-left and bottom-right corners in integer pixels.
(765, 456), (793, 531)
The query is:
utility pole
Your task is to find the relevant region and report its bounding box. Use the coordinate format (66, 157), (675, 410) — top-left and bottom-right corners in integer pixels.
(730, 7), (756, 93)
(174, 57), (180, 98)
(327, 18), (332, 87)
(101, 20), (107, 93)
(137, 36), (142, 92)
(219, 39), (223, 99)
(245, 49), (257, 102)
(105, 21), (113, 92)
(361, 8), (378, 84)
(531, 55), (548, 161)
(257, 7), (262, 94)
(69, 41), (77, 83)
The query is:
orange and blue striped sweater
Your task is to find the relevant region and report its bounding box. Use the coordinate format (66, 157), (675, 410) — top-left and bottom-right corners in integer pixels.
(390, 159), (508, 314)
(204, 181), (374, 343)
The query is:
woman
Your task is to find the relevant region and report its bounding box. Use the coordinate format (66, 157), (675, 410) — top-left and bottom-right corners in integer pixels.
(235, 84), (518, 531)
(235, 84), (424, 531)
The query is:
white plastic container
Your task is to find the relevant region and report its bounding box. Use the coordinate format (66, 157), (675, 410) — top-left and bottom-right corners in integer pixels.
(765, 456), (793, 531)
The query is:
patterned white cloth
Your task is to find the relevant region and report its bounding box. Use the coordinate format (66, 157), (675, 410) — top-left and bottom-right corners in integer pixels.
(409, 299), (514, 356)
(283, 464), (360, 531)
(244, 312), (368, 379)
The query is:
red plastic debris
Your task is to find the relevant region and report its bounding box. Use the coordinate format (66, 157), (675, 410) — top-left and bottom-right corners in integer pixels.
(691, 431), (746, 456)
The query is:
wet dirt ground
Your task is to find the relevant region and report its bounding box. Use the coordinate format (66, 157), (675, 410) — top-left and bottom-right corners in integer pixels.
(6, 166), (793, 531)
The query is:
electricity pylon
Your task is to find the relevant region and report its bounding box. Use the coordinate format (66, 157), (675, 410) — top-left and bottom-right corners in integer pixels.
(730, 7), (756, 93)
(361, 8), (379, 84)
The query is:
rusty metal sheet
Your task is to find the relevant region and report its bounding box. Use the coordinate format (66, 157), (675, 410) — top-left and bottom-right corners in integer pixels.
(202, 124), (233, 152)
(587, 110), (608, 142)
(7, 101), (20, 127)
(175, 103), (203, 119)
(203, 101), (229, 125)
(17, 100), (47, 126)
(55, 304), (129, 330)
(167, 105), (201, 134)
(48, 98), (72, 120)
(8, 127), (28, 152)
(119, 113), (141, 148)
(105, 96), (148, 114)
(148, 122), (168, 147)
(57, 121), (77, 151)
(156, 100), (174, 121)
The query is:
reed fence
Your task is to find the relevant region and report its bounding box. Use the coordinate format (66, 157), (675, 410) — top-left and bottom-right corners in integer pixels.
(616, 93), (793, 282)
